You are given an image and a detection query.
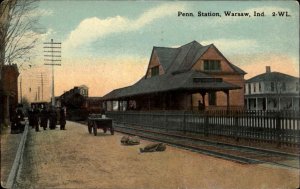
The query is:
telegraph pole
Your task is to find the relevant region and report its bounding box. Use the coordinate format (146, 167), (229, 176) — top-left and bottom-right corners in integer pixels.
(20, 76), (22, 104)
(41, 73), (44, 101)
(44, 39), (61, 106)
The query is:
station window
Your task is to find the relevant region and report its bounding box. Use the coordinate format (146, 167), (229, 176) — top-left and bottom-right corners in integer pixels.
(151, 66), (159, 77)
(204, 60), (221, 71)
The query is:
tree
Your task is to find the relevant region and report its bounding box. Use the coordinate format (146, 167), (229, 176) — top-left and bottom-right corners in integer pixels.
(0, 0), (42, 126)
(1, 0), (42, 69)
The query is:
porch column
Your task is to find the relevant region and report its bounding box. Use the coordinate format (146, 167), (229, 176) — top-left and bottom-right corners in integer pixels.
(291, 97), (294, 110)
(148, 96), (151, 110)
(255, 97), (258, 111)
(163, 93), (166, 110)
(246, 98), (249, 110)
(265, 97), (268, 111)
(278, 97), (281, 110)
(191, 93), (193, 111)
(224, 90), (230, 111)
(126, 100), (129, 111)
(200, 91), (206, 110)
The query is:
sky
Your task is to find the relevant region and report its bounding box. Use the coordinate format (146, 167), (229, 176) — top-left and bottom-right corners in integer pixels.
(20, 0), (299, 102)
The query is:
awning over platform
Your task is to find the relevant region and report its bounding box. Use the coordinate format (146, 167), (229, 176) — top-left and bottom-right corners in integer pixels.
(102, 70), (241, 101)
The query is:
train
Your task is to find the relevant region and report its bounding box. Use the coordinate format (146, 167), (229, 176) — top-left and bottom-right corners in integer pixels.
(60, 93), (103, 121)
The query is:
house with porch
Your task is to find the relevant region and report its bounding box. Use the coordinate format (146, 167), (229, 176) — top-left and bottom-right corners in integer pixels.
(102, 41), (246, 111)
(245, 66), (299, 111)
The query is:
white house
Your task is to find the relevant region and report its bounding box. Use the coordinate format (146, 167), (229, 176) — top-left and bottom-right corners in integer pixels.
(245, 66), (299, 111)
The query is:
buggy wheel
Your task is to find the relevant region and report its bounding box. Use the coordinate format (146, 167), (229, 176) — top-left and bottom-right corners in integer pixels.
(93, 126), (97, 136)
(110, 128), (114, 135)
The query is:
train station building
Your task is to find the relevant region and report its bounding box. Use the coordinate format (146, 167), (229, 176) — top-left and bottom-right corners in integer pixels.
(102, 41), (246, 111)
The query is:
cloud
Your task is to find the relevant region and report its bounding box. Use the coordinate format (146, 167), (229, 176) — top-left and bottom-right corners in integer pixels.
(63, 3), (186, 50)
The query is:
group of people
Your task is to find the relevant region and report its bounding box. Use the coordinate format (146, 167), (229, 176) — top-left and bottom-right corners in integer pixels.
(28, 105), (66, 132)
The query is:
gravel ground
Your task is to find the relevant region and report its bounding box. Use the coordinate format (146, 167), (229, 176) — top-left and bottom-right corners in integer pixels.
(1, 127), (22, 187)
(15, 121), (299, 189)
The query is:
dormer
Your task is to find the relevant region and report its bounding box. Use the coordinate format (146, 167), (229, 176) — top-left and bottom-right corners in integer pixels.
(192, 44), (245, 75)
(145, 50), (165, 78)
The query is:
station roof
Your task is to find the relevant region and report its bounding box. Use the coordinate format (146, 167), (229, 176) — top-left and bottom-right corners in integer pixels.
(102, 70), (241, 100)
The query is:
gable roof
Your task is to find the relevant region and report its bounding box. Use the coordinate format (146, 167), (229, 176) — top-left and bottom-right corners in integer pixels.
(247, 72), (299, 83)
(150, 40), (245, 75)
(153, 47), (179, 71)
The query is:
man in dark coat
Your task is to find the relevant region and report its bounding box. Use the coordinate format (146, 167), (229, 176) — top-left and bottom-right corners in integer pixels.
(10, 105), (25, 134)
(10, 112), (18, 134)
(60, 107), (66, 130)
(28, 105), (35, 128)
(40, 106), (49, 130)
(33, 106), (40, 132)
(16, 106), (25, 132)
(49, 107), (57, 130)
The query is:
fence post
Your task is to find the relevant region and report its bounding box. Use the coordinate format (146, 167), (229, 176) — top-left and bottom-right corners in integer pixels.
(276, 113), (282, 147)
(164, 111), (168, 132)
(122, 111), (125, 124)
(204, 112), (209, 137)
(151, 113), (154, 129)
(234, 114), (239, 142)
(183, 111), (186, 134)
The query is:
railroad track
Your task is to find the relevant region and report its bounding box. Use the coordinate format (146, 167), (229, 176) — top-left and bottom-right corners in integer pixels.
(113, 123), (299, 170)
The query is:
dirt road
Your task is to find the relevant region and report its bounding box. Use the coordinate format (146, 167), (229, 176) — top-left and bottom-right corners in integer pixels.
(15, 121), (299, 189)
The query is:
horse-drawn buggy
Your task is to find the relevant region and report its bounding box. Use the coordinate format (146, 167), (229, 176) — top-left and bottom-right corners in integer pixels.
(87, 114), (114, 136)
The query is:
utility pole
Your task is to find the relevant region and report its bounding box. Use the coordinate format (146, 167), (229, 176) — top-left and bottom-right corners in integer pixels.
(38, 86), (40, 101)
(20, 76), (22, 104)
(41, 73), (44, 101)
(44, 39), (61, 107)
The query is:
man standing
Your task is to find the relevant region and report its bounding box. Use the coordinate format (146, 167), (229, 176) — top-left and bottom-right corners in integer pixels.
(33, 106), (40, 132)
(49, 107), (57, 130)
(60, 106), (66, 130)
(28, 105), (35, 129)
(10, 104), (24, 134)
(40, 105), (49, 130)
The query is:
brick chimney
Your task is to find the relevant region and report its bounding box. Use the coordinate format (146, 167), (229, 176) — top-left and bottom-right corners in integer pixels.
(266, 66), (271, 73)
